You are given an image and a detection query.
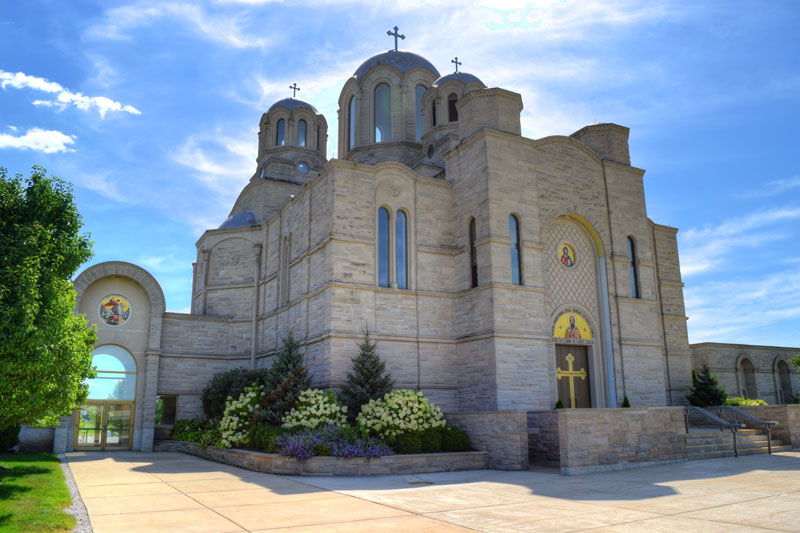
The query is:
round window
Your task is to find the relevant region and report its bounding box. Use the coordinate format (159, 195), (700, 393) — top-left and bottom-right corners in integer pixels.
(297, 162), (309, 174)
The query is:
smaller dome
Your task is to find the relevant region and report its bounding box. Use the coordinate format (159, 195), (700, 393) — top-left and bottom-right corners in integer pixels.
(268, 98), (318, 114)
(434, 72), (484, 87)
(218, 211), (257, 229)
(354, 50), (440, 80)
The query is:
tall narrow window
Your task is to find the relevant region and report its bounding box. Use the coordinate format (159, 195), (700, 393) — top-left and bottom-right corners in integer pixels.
(396, 210), (407, 289)
(276, 119), (285, 146)
(627, 236), (640, 299)
(432, 101), (437, 127)
(348, 96), (355, 150)
(374, 83), (391, 143)
(316, 126), (320, 151)
(469, 218), (478, 288)
(415, 85), (426, 141)
(448, 93), (458, 122)
(378, 207), (390, 287)
(509, 214), (521, 285)
(298, 119), (307, 147)
(281, 236), (290, 305)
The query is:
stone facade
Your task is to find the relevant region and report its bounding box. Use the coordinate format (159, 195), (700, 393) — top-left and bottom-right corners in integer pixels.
(34, 46), (795, 458)
(690, 343), (799, 404)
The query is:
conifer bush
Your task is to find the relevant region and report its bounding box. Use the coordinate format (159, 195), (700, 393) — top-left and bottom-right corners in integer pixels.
(338, 328), (394, 423)
(686, 365), (728, 407)
(253, 331), (311, 425)
(0, 424), (20, 451)
(621, 395), (631, 408)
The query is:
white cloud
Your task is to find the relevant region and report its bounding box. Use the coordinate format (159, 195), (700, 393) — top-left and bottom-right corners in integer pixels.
(0, 128), (76, 153)
(0, 70), (140, 118)
(735, 176), (800, 199)
(685, 268), (800, 346)
(679, 207), (800, 276)
(88, 3), (270, 49)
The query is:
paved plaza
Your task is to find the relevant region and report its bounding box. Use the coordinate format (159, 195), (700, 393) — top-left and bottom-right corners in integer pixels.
(65, 451), (800, 532)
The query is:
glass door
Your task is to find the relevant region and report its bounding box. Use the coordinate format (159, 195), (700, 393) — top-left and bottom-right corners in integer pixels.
(76, 403), (105, 449)
(104, 402), (133, 450)
(74, 401), (134, 450)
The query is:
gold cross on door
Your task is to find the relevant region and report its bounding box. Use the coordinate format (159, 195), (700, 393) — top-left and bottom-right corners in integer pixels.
(556, 345), (591, 408)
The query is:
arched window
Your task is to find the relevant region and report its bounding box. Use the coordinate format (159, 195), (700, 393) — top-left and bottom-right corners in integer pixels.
(778, 360), (793, 403)
(509, 214), (521, 285)
(276, 119), (285, 146)
(432, 100), (437, 127)
(740, 358), (757, 398)
(469, 218), (478, 288)
(374, 83), (391, 143)
(86, 346), (137, 400)
(298, 119), (307, 147)
(415, 85), (426, 141)
(378, 207), (390, 287)
(448, 93), (458, 122)
(627, 236), (640, 299)
(348, 96), (356, 150)
(396, 210), (407, 289)
(316, 126), (320, 151)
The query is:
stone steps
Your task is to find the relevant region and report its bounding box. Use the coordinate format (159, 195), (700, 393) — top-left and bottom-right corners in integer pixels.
(686, 429), (790, 460)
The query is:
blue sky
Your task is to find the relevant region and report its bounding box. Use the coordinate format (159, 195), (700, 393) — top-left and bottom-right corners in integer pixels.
(1, 1), (798, 347)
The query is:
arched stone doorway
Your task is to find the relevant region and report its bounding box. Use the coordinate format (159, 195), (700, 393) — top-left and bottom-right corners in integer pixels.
(74, 345), (136, 450)
(738, 358), (757, 399)
(777, 360), (794, 404)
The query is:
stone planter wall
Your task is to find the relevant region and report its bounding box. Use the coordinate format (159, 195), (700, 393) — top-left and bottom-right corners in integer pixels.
(155, 441), (489, 476)
(446, 410), (529, 470)
(735, 404), (800, 447)
(557, 407), (687, 476)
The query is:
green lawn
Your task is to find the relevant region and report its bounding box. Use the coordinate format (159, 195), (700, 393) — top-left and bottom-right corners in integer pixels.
(0, 452), (75, 532)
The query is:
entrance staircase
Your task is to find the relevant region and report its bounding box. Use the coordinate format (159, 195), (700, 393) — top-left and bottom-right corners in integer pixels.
(687, 428), (792, 460)
(684, 405), (790, 461)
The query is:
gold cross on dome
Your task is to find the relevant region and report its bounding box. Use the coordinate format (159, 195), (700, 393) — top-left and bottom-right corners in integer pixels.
(556, 353), (587, 408)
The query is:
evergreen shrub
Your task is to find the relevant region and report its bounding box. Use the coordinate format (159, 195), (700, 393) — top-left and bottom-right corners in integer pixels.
(621, 395), (631, 408)
(0, 424), (20, 451)
(338, 328), (394, 423)
(253, 331), (311, 426)
(686, 365), (728, 407)
(420, 428), (442, 453)
(201, 368), (270, 420)
(394, 431), (422, 454)
(440, 426), (470, 452)
(246, 424), (285, 453)
(554, 400), (564, 409)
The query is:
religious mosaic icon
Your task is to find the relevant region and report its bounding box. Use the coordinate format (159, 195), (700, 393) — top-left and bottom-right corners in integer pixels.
(558, 242), (576, 268)
(553, 312), (592, 340)
(99, 295), (131, 327)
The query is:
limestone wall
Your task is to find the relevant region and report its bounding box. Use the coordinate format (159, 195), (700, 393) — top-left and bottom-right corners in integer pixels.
(527, 410), (560, 464)
(446, 410), (529, 470)
(557, 407), (686, 475)
(732, 404), (800, 448)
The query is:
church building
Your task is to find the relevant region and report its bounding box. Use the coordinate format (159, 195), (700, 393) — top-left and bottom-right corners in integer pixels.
(33, 35), (797, 454)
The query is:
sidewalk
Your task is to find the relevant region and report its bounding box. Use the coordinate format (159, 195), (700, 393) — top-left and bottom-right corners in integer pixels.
(65, 450), (800, 532)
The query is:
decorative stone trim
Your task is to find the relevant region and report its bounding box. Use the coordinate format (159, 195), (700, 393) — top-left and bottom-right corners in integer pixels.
(154, 441), (489, 476)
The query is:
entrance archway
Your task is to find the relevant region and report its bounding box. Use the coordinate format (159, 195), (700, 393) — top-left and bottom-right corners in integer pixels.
(75, 346), (136, 450)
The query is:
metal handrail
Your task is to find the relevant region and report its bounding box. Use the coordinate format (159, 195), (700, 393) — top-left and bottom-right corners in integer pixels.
(684, 406), (741, 457)
(713, 405), (778, 455)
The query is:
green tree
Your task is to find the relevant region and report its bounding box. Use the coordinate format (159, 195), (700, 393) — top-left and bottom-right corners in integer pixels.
(254, 331), (311, 425)
(0, 166), (96, 427)
(686, 365), (728, 407)
(338, 328), (394, 422)
(789, 354), (800, 372)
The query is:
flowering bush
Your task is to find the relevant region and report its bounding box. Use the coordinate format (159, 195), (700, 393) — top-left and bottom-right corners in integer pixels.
(724, 396), (768, 406)
(357, 389), (445, 440)
(276, 425), (393, 462)
(282, 389), (347, 431)
(218, 384), (266, 449)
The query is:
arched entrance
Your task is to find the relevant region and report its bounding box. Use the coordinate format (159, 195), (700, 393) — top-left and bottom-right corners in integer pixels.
(777, 360), (794, 403)
(739, 358), (757, 399)
(74, 345), (136, 450)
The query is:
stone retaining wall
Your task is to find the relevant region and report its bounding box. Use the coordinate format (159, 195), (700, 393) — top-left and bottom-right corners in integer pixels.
(557, 407), (687, 475)
(735, 404), (800, 447)
(446, 410), (529, 470)
(527, 410), (560, 464)
(154, 441), (489, 476)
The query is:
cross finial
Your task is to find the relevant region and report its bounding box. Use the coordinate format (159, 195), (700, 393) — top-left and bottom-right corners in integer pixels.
(387, 25), (405, 52)
(289, 83), (300, 98)
(451, 57), (462, 73)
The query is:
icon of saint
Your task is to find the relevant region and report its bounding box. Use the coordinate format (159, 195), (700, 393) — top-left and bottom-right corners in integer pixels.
(561, 246), (574, 267)
(565, 315), (581, 339)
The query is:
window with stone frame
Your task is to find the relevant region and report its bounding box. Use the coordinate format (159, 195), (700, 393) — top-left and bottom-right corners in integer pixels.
(298, 119), (307, 147)
(374, 83), (391, 143)
(627, 236), (640, 298)
(276, 119), (286, 146)
(469, 217), (478, 288)
(448, 93), (458, 122)
(509, 214), (522, 285)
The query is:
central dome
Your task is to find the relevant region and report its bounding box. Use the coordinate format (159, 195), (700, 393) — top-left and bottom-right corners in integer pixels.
(268, 98), (318, 113)
(353, 50), (440, 80)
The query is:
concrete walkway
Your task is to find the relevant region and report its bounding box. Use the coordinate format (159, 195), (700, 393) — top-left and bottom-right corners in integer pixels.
(65, 450), (800, 532)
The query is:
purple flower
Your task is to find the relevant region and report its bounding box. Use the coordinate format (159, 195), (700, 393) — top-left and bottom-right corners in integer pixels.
(276, 425), (393, 462)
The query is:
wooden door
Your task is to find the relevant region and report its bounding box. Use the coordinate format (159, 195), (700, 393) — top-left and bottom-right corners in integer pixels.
(556, 345), (591, 408)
